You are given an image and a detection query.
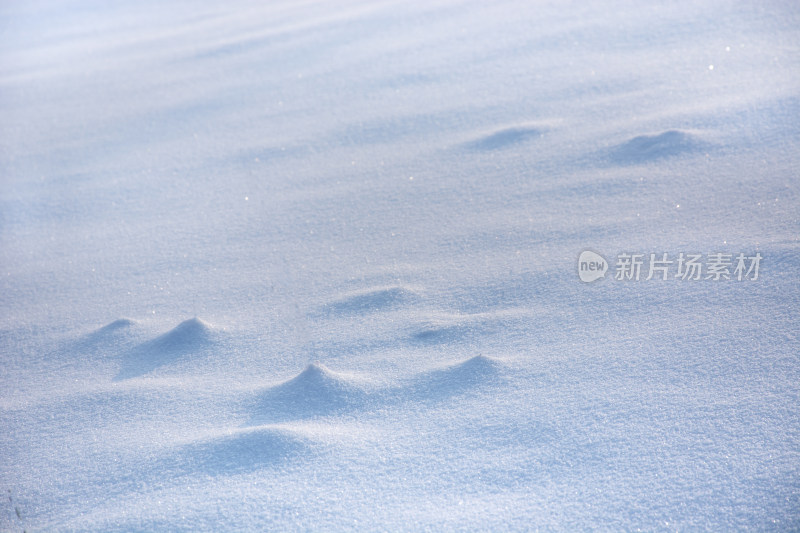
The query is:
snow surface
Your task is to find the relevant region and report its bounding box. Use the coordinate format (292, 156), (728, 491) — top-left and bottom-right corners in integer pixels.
(1, 0), (799, 530)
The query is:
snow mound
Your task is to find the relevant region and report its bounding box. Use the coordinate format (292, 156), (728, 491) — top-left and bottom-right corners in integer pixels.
(115, 318), (216, 380)
(412, 322), (472, 344)
(148, 318), (214, 351)
(436, 354), (505, 379)
(608, 130), (708, 164)
(410, 355), (506, 399)
(251, 363), (374, 423)
(78, 318), (139, 350)
(178, 426), (309, 475)
(97, 318), (137, 333)
(466, 125), (545, 150)
(410, 311), (511, 344)
(327, 285), (420, 315)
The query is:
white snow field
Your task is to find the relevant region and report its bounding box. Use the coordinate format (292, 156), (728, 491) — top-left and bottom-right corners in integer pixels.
(1, 0), (799, 530)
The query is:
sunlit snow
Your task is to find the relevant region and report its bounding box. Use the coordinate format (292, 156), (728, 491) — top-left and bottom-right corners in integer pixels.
(1, 0), (798, 531)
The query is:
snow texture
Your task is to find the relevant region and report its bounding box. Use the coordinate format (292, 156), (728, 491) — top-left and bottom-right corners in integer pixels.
(1, 0), (799, 531)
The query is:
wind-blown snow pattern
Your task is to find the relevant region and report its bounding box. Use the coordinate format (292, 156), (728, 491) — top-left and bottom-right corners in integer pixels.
(1, 0), (799, 531)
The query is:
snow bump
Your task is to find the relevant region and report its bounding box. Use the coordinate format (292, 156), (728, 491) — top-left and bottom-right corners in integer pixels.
(410, 355), (507, 400)
(80, 318), (138, 344)
(99, 318), (137, 332)
(115, 318), (217, 380)
(327, 285), (420, 315)
(466, 125), (545, 151)
(608, 130), (709, 164)
(251, 363), (375, 423)
(149, 317), (214, 351)
(183, 425), (310, 474)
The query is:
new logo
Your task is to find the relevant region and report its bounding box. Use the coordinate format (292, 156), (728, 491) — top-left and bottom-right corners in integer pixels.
(578, 250), (608, 282)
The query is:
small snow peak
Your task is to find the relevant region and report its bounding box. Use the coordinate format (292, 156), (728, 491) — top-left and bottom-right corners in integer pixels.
(145, 318), (215, 350)
(298, 362), (332, 381)
(107, 318), (136, 329)
(94, 318), (137, 334)
(456, 354), (504, 373)
(173, 317), (212, 335)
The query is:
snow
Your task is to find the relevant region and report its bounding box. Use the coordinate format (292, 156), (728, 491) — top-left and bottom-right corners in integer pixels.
(1, 0), (799, 530)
